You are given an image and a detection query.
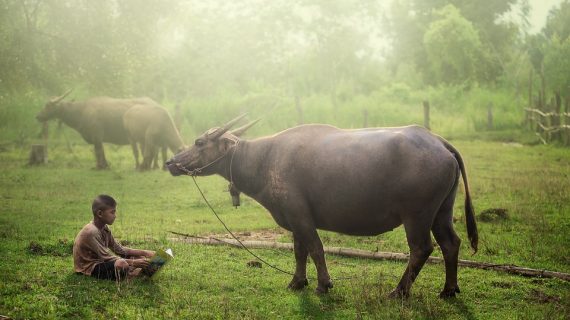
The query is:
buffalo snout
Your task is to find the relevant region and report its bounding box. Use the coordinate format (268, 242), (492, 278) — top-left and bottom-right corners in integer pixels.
(165, 159), (183, 176)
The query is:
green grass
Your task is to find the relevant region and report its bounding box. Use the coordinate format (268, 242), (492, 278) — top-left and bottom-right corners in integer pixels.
(0, 136), (569, 319)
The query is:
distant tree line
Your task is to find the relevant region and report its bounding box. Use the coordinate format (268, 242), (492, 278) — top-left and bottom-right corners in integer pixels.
(0, 0), (568, 108)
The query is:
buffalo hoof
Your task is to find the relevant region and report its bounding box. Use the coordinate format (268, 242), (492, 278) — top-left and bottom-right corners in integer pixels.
(439, 286), (460, 299)
(287, 277), (308, 291)
(388, 288), (409, 299)
(96, 162), (109, 170)
(315, 280), (333, 294)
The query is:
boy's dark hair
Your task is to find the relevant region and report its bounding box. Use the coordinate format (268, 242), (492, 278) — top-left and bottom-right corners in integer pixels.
(92, 195), (117, 215)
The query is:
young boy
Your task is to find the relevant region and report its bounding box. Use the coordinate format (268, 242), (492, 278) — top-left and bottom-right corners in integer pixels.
(73, 194), (155, 281)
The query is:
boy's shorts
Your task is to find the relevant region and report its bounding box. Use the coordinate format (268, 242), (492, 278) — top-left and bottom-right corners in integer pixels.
(91, 260), (127, 281)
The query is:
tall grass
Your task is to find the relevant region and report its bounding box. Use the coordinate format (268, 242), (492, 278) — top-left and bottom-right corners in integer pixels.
(1, 85), (531, 152)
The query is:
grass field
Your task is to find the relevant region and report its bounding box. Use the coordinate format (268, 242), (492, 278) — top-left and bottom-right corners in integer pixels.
(1, 135), (569, 319)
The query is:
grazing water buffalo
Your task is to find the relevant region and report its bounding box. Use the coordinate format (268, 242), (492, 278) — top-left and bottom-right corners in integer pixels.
(166, 116), (478, 298)
(36, 90), (159, 169)
(123, 103), (186, 170)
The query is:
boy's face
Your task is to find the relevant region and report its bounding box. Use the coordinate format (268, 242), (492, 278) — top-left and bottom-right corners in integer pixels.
(97, 207), (117, 225)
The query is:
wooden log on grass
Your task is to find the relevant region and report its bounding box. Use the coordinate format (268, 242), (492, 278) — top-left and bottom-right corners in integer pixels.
(170, 233), (570, 282)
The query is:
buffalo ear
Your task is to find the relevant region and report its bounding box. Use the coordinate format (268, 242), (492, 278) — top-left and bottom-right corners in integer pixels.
(231, 119), (260, 137)
(220, 134), (239, 151)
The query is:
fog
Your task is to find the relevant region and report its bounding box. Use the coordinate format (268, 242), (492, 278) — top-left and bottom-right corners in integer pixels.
(1, 0), (568, 140)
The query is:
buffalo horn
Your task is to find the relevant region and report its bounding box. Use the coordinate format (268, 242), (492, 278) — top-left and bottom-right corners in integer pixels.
(230, 118), (260, 137)
(210, 113), (247, 139)
(51, 89), (73, 103)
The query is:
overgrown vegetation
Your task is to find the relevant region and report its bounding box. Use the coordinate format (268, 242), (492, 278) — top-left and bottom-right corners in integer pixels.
(1, 1), (569, 146)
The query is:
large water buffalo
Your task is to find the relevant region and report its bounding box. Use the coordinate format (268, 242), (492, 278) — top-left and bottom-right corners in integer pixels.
(36, 90), (159, 169)
(123, 103), (186, 170)
(166, 116), (478, 298)
(36, 90), (169, 169)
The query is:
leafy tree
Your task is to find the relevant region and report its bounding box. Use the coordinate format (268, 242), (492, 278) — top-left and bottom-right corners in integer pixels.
(542, 1), (570, 97)
(543, 0), (570, 41)
(543, 36), (570, 96)
(423, 5), (482, 85)
(385, 0), (523, 86)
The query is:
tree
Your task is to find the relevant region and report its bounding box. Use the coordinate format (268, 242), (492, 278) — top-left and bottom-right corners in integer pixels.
(384, 0), (523, 86)
(423, 5), (482, 85)
(542, 1), (570, 97)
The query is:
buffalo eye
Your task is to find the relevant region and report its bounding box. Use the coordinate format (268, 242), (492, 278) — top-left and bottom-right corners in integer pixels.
(195, 139), (206, 147)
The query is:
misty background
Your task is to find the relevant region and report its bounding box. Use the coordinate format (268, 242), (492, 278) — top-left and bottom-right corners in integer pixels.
(1, 0), (569, 143)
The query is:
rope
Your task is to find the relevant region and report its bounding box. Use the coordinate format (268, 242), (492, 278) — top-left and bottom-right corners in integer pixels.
(189, 175), (296, 277)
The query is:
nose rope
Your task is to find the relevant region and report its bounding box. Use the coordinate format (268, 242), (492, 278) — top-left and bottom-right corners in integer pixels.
(174, 146), (233, 176)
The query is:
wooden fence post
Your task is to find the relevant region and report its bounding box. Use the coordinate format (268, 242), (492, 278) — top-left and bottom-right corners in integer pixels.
(564, 94), (570, 146)
(546, 99), (553, 143)
(552, 93), (562, 142)
(487, 102), (493, 130)
(295, 95), (303, 125)
(423, 100), (430, 130)
(28, 144), (47, 165)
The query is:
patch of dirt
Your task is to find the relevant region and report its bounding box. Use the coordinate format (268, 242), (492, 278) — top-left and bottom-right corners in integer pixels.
(28, 241), (43, 254)
(246, 260), (262, 268)
(479, 208), (509, 222)
(204, 228), (288, 242)
(527, 289), (561, 304)
(491, 281), (514, 289)
(27, 239), (72, 256)
(502, 142), (524, 148)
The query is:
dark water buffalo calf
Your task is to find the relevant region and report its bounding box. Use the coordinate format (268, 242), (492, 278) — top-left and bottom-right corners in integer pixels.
(166, 116), (478, 298)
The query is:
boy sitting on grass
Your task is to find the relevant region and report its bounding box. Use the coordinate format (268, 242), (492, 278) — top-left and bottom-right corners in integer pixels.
(73, 194), (155, 281)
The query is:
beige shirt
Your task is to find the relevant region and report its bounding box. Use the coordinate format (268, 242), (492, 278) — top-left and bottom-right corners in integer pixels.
(73, 222), (128, 275)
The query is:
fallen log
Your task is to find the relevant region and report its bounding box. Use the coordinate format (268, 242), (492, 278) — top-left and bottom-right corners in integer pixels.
(169, 233), (570, 282)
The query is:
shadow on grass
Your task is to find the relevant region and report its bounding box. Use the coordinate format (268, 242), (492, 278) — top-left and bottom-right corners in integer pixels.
(444, 297), (476, 320)
(58, 272), (164, 318)
(297, 290), (337, 319)
(294, 278), (478, 319)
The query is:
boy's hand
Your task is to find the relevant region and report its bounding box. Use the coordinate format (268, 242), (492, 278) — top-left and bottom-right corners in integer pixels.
(142, 250), (155, 258)
(131, 258), (150, 268)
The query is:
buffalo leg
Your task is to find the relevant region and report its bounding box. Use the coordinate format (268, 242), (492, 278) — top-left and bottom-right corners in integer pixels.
(390, 222), (433, 298)
(130, 141), (140, 169)
(295, 229), (332, 294)
(288, 235), (309, 290)
(432, 186), (461, 298)
(94, 142), (108, 169)
(152, 149), (159, 169)
(141, 131), (155, 170)
(161, 146), (168, 170)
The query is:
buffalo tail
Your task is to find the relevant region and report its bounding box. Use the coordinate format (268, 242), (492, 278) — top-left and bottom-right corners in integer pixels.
(441, 139), (479, 253)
